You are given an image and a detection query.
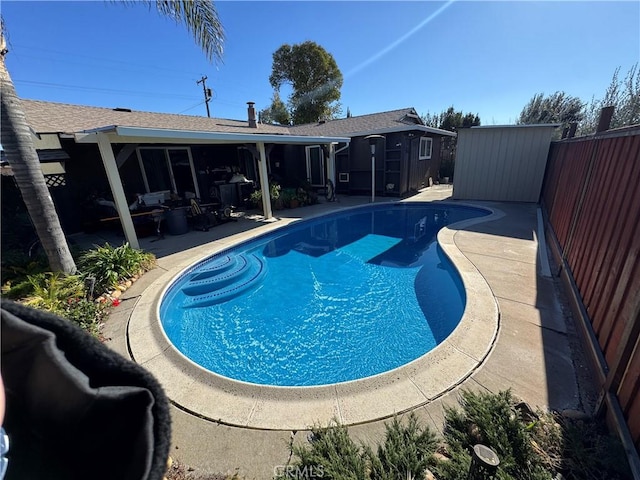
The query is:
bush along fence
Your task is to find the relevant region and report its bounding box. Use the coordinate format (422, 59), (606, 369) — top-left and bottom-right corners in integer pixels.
(541, 116), (640, 475)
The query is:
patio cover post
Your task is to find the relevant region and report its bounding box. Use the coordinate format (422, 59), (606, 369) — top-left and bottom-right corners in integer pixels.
(327, 143), (336, 187)
(96, 133), (140, 249)
(256, 141), (273, 219)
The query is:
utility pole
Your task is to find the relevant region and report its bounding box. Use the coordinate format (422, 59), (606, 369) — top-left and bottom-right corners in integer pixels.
(197, 75), (212, 118)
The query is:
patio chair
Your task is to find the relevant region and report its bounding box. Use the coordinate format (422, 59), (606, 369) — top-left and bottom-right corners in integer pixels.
(189, 198), (217, 231)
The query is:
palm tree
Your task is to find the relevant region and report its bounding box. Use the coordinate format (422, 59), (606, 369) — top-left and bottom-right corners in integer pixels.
(0, 1), (224, 273)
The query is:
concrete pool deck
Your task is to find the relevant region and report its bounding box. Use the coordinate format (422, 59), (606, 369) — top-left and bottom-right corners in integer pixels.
(102, 185), (597, 479)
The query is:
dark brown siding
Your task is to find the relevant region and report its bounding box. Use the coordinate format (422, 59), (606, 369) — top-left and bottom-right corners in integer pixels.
(542, 126), (640, 454)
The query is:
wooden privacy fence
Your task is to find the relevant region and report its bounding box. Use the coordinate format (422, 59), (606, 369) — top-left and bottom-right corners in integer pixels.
(541, 125), (640, 465)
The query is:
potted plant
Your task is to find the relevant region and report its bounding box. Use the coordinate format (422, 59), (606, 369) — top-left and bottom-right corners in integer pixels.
(280, 188), (297, 208)
(296, 187), (309, 207)
(249, 183), (282, 211)
(270, 182), (282, 210)
(249, 189), (263, 210)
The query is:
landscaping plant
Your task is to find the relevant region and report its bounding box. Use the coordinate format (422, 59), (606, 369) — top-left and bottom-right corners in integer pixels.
(77, 242), (155, 293)
(365, 414), (438, 480)
(279, 413), (436, 480)
(16, 271), (86, 313)
(1, 271), (108, 336)
(280, 390), (631, 480)
(436, 390), (552, 480)
(2, 242), (156, 338)
(291, 422), (368, 480)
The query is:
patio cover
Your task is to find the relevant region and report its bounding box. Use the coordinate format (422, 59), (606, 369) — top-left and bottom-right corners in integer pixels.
(75, 126), (350, 249)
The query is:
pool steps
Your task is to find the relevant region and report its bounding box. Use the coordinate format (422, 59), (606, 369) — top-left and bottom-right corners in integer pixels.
(182, 253), (267, 308)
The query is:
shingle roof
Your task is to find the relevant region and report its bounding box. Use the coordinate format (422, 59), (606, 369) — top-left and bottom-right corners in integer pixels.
(21, 99), (290, 135)
(287, 108), (456, 137)
(20, 100), (454, 139)
(289, 108), (424, 136)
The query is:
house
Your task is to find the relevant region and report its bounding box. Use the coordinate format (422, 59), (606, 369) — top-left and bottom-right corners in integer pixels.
(6, 100), (453, 249)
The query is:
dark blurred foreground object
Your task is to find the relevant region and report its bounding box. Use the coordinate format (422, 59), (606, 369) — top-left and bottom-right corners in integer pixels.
(0, 300), (171, 480)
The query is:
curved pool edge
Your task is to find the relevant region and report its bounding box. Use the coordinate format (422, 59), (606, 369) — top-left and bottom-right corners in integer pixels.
(127, 201), (503, 431)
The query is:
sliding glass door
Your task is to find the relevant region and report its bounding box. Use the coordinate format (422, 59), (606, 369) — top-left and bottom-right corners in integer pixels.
(137, 147), (199, 198)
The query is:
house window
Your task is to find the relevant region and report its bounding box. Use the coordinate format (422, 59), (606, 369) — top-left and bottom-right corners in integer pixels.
(137, 147), (200, 198)
(419, 137), (433, 160)
(305, 145), (325, 187)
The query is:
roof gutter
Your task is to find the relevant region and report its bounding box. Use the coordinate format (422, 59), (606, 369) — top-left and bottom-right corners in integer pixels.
(300, 125), (457, 138)
(75, 126), (351, 145)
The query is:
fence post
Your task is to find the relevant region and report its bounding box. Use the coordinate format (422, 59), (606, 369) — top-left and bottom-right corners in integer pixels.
(596, 106), (615, 133)
(467, 444), (500, 480)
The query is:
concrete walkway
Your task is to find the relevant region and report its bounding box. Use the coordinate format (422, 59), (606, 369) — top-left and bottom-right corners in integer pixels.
(102, 186), (596, 479)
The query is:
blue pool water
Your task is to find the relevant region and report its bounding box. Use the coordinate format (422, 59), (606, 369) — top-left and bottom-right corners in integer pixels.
(160, 203), (489, 386)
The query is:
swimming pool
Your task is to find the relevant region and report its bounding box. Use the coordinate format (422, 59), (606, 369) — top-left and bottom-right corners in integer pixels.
(160, 203), (490, 387)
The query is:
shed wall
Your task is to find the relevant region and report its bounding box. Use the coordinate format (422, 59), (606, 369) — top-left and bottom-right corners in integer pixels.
(453, 126), (557, 202)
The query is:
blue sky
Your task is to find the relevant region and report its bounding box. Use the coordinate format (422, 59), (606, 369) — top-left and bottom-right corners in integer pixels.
(3, 1), (639, 125)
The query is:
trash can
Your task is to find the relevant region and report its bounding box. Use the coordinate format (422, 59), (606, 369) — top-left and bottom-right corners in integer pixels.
(165, 208), (188, 235)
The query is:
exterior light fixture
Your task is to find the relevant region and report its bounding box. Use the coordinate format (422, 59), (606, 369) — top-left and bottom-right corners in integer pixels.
(364, 135), (385, 203)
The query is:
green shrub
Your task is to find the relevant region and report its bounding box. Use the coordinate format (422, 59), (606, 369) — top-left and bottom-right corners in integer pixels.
(0, 243), (155, 338)
(366, 413), (438, 480)
(1, 248), (49, 287)
(280, 413), (437, 480)
(277, 390), (630, 480)
(554, 412), (631, 480)
(2, 272), (108, 338)
(436, 390), (552, 480)
(62, 297), (108, 337)
(250, 183), (282, 207)
(77, 242), (155, 294)
(291, 422), (367, 479)
(280, 188), (297, 207)
(16, 272), (86, 314)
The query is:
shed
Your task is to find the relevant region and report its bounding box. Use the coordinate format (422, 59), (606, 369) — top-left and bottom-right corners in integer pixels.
(452, 124), (559, 202)
(290, 109), (456, 197)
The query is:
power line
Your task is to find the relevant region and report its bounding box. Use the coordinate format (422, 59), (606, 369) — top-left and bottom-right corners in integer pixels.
(178, 100), (206, 114)
(9, 44), (205, 78)
(13, 79), (199, 100)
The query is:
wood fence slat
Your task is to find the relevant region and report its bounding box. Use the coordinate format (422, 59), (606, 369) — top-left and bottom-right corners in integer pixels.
(585, 137), (639, 335)
(543, 128), (640, 456)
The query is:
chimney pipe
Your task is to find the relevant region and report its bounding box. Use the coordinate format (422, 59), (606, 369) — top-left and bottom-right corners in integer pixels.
(247, 102), (257, 128)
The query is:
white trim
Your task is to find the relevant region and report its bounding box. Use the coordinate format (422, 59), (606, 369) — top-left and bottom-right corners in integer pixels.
(334, 143), (350, 155)
(419, 137), (433, 160)
(185, 148), (201, 199)
(322, 125), (456, 138)
(96, 133), (139, 249)
(75, 127), (350, 145)
(470, 124), (561, 129)
(136, 146), (200, 198)
(305, 145), (325, 187)
(256, 142), (272, 219)
(327, 143), (336, 187)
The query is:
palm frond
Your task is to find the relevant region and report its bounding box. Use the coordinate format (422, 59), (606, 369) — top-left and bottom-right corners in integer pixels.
(155, 0), (224, 63)
(114, 0), (224, 63)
